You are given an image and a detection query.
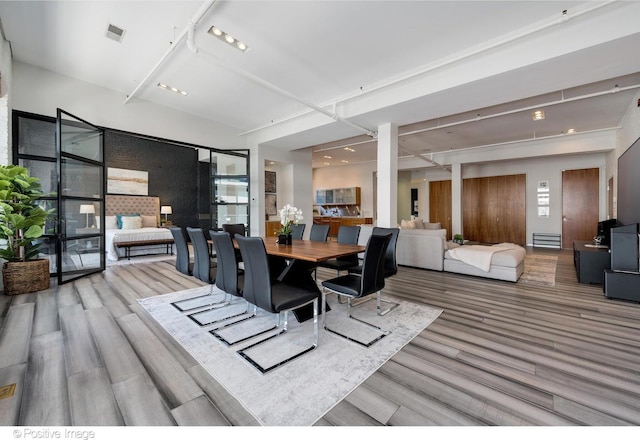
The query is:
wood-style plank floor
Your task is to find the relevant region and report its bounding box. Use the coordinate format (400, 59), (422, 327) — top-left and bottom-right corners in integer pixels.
(1, 247), (640, 426)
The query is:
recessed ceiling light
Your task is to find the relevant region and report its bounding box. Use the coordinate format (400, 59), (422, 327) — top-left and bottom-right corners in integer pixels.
(323, 155), (332, 159)
(343, 147), (355, 152)
(567, 128), (576, 134)
(157, 82), (187, 96)
(341, 160), (349, 163)
(324, 162), (330, 166)
(208, 26), (249, 52)
(532, 110), (545, 121)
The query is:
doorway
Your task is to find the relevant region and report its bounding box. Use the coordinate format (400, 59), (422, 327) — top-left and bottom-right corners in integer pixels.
(562, 168), (599, 249)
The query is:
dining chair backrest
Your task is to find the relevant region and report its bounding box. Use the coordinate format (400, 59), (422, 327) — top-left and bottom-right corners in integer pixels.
(222, 223), (246, 237)
(291, 223), (306, 240)
(336, 225), (361, 262)
(170, 227), (191, 275)
(309, 224), (330, 242)
(360, 233), (392, 296)
(372, 226), (400, 277)
(235, 235), (274, 312)
(186, 227), (214, 283)
(209, 231), (241, 296)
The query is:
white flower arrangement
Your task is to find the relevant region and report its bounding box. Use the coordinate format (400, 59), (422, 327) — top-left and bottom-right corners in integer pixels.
(278, 204), (303, 235)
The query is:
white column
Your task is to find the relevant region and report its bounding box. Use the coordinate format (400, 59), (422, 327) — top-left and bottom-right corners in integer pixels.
(451, 162), (463, 237)
(377, 123), (398, 227)
(248, 142), (265, 237)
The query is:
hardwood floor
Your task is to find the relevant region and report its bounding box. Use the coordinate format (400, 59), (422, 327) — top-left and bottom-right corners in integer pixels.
(1, 247), (640, 426)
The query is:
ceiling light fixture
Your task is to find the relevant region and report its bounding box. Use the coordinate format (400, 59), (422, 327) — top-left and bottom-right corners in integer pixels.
(208, 26), (249, 52)
(532, 110), (545, 121)
(157, 82), (188, 96)
(323, 155), (332, 159)
(343, 147), (355, 152)
(567, 128), (576, 134)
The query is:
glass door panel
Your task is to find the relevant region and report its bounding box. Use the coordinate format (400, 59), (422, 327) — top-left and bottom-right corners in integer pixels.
(57, 109), (105, 284)
(209, 150), (250, 232)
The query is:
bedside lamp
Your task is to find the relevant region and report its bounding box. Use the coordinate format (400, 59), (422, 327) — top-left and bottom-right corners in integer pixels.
(161, 205), (172, 225)
(79, 204), (95, 228)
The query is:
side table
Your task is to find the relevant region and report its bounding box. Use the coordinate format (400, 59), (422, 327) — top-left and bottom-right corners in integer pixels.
(573, 240), (610, 284)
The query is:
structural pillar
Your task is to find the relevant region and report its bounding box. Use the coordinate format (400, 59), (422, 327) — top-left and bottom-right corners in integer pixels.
(377, 123), (398, 227)
(451, 162), (463, 237)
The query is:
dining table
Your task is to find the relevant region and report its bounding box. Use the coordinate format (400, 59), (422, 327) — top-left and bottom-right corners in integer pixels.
(257, 237), (366, 322)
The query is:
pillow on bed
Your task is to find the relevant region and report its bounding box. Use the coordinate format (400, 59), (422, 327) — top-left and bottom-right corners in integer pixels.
(141, 215), (157, 228)
(104, 215), (118, 229)
(116, 213), (139, 228)
(121, 215), (142, 230)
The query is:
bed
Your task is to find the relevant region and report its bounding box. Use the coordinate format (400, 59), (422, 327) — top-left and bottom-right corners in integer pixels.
(104, 195), (174, 261)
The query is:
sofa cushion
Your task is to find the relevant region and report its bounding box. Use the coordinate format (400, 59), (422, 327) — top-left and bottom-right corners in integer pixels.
(413, 218), (425, 229)
(400, 219), (416, 229)
(423, 222), (442, 230)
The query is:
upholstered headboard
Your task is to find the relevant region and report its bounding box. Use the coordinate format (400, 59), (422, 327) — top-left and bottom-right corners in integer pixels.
(105, 195), (160, 224)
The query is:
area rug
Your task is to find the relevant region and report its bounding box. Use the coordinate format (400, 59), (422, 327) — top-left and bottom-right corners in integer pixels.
(518, 254), (558, 286)
(138, 286), (442, 426)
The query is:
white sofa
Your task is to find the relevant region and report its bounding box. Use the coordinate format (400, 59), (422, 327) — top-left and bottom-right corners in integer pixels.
(358, 224), (449, 271)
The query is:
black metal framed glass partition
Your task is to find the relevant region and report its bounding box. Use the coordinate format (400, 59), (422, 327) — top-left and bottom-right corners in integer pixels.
(13, 112), (59, 274)
(56, 109), (105, 284)
(208, 149), (250, 232)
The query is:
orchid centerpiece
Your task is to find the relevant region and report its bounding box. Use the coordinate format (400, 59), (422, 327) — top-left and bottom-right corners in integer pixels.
(278, 204), (303, 235)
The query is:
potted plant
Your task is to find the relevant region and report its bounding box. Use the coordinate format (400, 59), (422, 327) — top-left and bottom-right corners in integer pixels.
(453, 234), (464, 245)
(276, 204), (303, 244)
(0, 165), (54, 295)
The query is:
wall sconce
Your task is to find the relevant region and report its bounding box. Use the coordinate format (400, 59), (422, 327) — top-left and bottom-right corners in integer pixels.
(160, 205), (172, 225)
(79, 204), (95, 228)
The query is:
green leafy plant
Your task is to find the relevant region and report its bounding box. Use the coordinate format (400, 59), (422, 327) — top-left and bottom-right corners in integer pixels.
(453, 234), (464, 244)
(0, 165), (54, 262)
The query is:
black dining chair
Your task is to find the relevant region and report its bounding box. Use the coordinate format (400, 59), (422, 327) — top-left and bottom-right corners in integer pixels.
(188, 231), (253, 327)
(212, 235), (319, 374)
(321, 233), (393, 347)
(348, 227), (400, 278)
(222, 223), (246, 261)
(347, 226), (400, 314)
(169, 227), (192, 276)
(309, 224), (330, 242)
(291, 223), (306, 240)
(317, 225), (361, 277)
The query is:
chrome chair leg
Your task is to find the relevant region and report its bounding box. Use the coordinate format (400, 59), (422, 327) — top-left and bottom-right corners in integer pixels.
(171, 284), (228, 312)
(237, 298), (318, 374)
(189, 297), (254, 327)
(322, 287), (388, 348)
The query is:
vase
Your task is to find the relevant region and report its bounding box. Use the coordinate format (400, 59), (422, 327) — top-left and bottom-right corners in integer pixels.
(286, 233), (292, 245)
(277, 234), (288, 244)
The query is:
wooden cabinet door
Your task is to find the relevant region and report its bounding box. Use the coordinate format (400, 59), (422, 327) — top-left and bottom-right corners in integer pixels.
(463, 174), (526, 245)
(562, 168), (599, 249)
(429, 180), (452, 240)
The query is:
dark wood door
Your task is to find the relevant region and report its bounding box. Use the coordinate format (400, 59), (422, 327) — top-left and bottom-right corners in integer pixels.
(463, 174), (526, 245)
(562, 168), (599, 249)
(429, 180), (452, 240)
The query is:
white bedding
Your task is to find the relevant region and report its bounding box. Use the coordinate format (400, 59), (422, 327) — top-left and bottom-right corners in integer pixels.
(106, 227), (173, 261)
(446, 243), (523, 272)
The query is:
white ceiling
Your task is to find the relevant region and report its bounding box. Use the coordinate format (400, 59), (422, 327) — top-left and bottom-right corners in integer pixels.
(1, 1), (640, 168)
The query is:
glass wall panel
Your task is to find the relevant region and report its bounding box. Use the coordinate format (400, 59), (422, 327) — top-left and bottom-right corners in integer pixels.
(211, 152), (247, 175)
(214, 177), (248, 203)
(18, 159), (57, 196)
(17, 117), (56, 158)
(61, 158), (103, 199)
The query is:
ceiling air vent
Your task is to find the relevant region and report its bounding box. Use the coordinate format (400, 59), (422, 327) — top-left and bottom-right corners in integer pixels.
(105, 24), (125, 43)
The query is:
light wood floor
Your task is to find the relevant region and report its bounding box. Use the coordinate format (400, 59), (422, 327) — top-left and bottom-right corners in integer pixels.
(1, 247), (640, 426)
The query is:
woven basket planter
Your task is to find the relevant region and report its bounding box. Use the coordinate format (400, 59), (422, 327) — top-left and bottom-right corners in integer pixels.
(2, 259), (50, 295)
